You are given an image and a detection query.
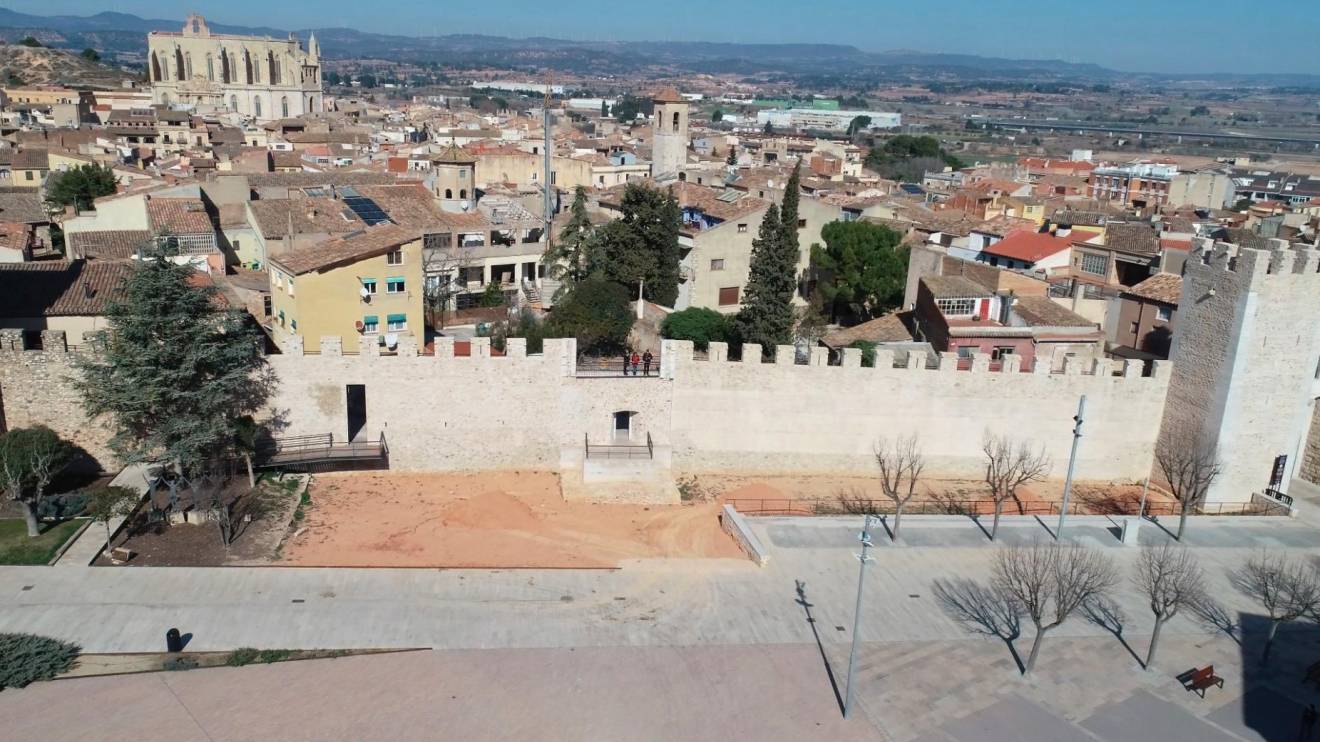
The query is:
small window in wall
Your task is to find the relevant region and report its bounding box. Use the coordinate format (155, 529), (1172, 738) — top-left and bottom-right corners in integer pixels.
(1080, 252), (1108, 276)
(287, 278), (294, 296)
(718, 286), (740, 306)
(386, 277), (406, 294)
(710, 259), (725, 271)
(386, 249), (404, 266)
(991, 346), (1015, 361)
(1155, 306), (1172, 321)
(362, 278), (378, 295)
(797, 218), (806, 228)
(737, 223), (748, 233)
(387, 313), (407, 331)
(956, 346), (976, 359)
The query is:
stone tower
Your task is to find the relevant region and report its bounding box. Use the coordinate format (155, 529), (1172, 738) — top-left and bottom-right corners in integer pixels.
(1157, 237), (1320, 503)
(430, 144), (478, 213)
(650, 87), (689, 180)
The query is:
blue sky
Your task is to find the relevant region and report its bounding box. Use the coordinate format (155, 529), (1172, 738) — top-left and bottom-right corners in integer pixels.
(9, 1), (1319, 75)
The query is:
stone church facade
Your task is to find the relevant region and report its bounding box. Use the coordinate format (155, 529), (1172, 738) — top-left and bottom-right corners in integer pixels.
(147, 14), (323, 122)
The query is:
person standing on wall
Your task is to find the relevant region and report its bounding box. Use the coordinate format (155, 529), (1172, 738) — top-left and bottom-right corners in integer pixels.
(643, 349), (653, 377)
(621, 348), (630, 376)
(630, 350), (641, 376)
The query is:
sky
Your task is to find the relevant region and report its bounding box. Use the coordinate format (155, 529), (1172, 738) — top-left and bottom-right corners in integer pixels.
(7, 0), (1320, 76)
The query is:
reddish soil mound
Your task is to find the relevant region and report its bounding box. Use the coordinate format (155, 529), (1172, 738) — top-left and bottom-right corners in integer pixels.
(439, 490), (540, 531)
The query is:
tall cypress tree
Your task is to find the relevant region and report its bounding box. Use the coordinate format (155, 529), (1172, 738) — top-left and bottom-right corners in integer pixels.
(735, 203), (796, 352)
(779, 161), (802, 261)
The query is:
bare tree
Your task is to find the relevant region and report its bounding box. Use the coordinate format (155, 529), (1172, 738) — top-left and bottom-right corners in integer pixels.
(1154, 436), (1222, 541)
(1232, 552), (1320, 664)
(982, 433), (1051, 541)
(422, 236), (474, 329)
(0, 433), (33, 536)
(993, 540), (1116, 674)
(1133, 544), (1205, 669)
(876, 434), (925, 541)
(27, 427), (71, 509)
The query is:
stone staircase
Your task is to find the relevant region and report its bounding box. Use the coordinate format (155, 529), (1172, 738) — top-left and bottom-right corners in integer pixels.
(521, 280), (542, 309)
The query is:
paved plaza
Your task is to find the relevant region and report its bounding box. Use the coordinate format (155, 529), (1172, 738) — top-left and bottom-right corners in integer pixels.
(3, 498), (1320, 740)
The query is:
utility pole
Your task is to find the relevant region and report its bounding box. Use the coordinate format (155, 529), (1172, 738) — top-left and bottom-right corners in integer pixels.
(843, 514), (878, 719)
(542, 72), (553, 256)
(1136, 476), (1151, 520)
(1055, 394), (1086, 540)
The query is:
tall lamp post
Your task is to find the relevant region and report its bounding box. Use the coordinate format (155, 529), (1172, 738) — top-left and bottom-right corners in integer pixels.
(843, 514), (878, 719)
(1055, 394), (1086, 540)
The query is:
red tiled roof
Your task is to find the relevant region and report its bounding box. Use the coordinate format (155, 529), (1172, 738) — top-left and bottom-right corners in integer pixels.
(982, 230), (1073, 263)
(146, 197), (213, 235)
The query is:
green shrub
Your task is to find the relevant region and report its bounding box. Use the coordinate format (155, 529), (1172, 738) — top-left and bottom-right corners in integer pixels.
(661, 308), (732, 351)
(0, 633), (80, 689)
(849, 340), (877, 368)
(226, 647), (295, 666)
(37, 492), (89, 520)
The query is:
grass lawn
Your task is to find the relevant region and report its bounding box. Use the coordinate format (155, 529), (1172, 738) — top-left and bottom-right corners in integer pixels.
(0, 518), (84, 565)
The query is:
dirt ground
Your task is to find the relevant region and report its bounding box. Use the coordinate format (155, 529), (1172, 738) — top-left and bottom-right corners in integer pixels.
(279, 471), (742, 568)
(97, 475), (305, 567)
(692, 472), (1178, 516)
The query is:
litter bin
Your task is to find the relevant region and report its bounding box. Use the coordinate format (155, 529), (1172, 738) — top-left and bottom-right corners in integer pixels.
(166, 627), (183, 653)
(1120, 517), (1140, 546)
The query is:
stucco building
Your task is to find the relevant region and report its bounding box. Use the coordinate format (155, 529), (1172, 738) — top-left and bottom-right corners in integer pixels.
(148, 14), (323, 122)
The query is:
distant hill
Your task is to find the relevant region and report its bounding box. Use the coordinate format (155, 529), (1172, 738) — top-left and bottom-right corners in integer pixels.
(0, 8), (1316, 85)
(0, 43), (134, 88)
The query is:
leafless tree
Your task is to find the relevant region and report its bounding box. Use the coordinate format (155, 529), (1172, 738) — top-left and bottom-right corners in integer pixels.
(421, 237), (474, 329)
(1133, 544), (1205, 669)
(1154, 436), (1222, 541)
(993, 540), (1116, 674)
(982, 433), (1051, 541)
(876, 435), (925, 541)
(1232, 552), (1320, 664)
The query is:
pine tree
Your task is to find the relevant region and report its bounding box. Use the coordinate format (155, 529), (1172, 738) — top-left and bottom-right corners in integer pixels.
(74, 255), (274, 478)
(735, 203), (797, 352)
(600, 100), (609, 118)
(779, 161), (802, 266)
(542, 186), (599, 299)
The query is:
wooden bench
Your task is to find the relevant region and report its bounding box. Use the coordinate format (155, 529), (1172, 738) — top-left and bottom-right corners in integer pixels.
(1178, 666), (1224, 696)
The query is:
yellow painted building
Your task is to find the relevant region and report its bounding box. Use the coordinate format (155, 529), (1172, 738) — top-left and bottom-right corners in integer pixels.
(267, 224), (424, 353)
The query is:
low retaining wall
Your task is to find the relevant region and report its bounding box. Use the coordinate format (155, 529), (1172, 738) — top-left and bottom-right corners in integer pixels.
(720, 503), (769, 567)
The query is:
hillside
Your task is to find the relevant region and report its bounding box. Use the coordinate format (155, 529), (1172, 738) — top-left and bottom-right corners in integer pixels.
(0, 43), (134, 88)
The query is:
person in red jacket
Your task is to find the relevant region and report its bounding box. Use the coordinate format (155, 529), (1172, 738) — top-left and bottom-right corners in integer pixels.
(630, 351), (641, 376)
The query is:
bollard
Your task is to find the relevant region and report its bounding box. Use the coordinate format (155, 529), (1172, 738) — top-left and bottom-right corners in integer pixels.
(166, 627), (183, 653)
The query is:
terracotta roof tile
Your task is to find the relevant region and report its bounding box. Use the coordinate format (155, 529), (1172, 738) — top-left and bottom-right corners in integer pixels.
(67, 230), (153, 260)
(270, 223), (420, 275)
(248, 198), (362, 239)
(1123, 273), (1182, 305)
(982, 230), (1073, 263)
(0, 261), (132, 317)
(1011, 296), (1095, 328)
(146, 197), (213, 235)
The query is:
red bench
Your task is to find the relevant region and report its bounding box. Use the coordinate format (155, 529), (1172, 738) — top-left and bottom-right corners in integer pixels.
(1179, 666), (1224, 696)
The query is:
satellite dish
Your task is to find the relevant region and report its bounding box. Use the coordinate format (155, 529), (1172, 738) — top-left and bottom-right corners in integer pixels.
(360, 286), (370, 298)
(355, 320), (365, 331)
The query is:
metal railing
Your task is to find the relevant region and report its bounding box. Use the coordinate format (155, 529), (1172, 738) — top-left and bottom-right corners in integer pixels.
(576, 355), (663, 378)
(725, 496), (1291, 518)
(584, 431), (654, 460)
(256, 431), (389, 469)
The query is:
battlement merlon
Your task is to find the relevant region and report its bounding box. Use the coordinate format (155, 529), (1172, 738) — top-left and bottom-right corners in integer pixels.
(661, 339), (1168, 381)
(1188, 237), (1320, 285)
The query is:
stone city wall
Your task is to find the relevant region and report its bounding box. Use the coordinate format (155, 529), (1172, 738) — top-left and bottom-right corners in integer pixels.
(0, 330), (1173, 487)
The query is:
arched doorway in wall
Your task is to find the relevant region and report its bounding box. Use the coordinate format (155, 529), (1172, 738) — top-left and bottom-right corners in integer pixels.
(612, 410), (637, 442)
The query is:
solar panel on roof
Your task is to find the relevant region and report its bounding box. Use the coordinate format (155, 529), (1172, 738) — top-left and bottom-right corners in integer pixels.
(716, 190), (742, 203)
(337, 186), (393, 226)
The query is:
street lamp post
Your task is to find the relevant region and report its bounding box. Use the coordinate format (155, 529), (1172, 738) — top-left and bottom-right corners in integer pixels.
(843, 514), (878, 719)
(1055, 394), (1087, 540)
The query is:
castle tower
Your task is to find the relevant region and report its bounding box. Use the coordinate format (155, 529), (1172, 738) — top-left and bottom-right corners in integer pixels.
(430, 144), (477, 213)
(1157, 237), (1320, 503)
(650, 87), (689, 180)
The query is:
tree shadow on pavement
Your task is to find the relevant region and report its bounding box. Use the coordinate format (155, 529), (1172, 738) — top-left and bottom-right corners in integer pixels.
(1189, 595), (1240, 646)
(1081, 595), (1144, 668)
(795, 579), (844, 715)
(932, 577), (1025, 674)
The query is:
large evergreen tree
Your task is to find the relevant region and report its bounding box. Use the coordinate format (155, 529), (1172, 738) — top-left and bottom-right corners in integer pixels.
(74, 256), (274, 478)
(542, 186), (600, 299)
(779, 161), (802, 270)
(597, 183), (681, 307)
(811, 221), (908, 322)
(735, 203), (797, 351)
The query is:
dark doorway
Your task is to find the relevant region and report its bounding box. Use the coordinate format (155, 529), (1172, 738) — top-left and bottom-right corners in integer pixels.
(346, 384), (366, 442)
(613, 411), (631, 440)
